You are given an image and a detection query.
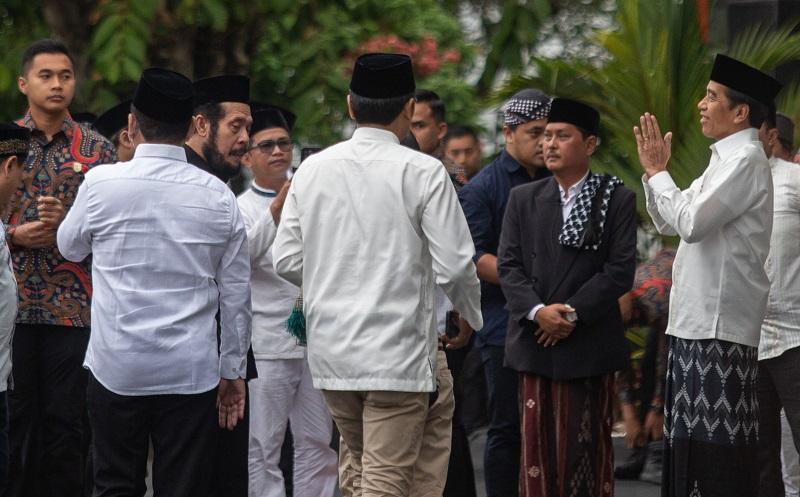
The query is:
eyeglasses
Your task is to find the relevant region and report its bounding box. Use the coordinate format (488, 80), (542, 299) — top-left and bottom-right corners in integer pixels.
(251, 139), (293, 153)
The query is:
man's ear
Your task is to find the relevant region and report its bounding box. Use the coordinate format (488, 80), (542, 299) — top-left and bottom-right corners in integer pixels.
(769, 128), (780, 148)
(436, 121), (448, 141)
(119, 129), (133, 149)
(0, 156), (16, 177)
(733, 103), (751, 125)
(585, 135), (598, 156)
(403, 98), (415, 121)
(193, 114), (210, 138)
(346, 94), (356, 121)
(17, 76), (27, 96)
(502, 125), (514, 145)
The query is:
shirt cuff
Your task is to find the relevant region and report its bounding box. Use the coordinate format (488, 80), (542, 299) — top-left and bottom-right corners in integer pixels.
(646, 171), (677, 196)
(219, 355), (247, 380)
(527, 303), (545, 322)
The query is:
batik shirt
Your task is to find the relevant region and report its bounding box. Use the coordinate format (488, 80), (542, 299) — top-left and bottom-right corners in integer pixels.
(4, 112), (116, 327)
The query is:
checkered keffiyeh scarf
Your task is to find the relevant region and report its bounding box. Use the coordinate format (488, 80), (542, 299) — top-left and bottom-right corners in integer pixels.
(503, 97), (551, 126)
(558, 172), (623, 251)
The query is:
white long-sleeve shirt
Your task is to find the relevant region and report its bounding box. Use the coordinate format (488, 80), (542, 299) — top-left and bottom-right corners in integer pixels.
(0, 227), (16, 392)
(643, 127), (773, 347)
(237, 184), (303, 360)
(760, 157), (800, 360)
(57, 144), (252, 396)
(273, 127), (482, 392)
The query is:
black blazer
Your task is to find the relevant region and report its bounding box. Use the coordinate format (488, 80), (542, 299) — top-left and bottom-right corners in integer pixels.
(498, 176), (637, 380)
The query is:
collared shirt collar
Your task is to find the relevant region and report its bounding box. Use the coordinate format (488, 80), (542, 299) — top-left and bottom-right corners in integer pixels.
(499, 149), (523, 173)
(133, 143), (188, 162)
(352, 127), (400, 144)
(19, 111), (75, 142)
(251, 181), (277, 197)
(710, 127), (759, 162)
(558, 170), (590, 203)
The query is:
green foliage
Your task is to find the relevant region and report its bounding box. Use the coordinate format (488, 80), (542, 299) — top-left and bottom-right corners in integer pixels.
(250, 0), (479, 145)
(90, 0), (158, 85)
(498, 0), (800, 221)
(0, 1), (47, 118)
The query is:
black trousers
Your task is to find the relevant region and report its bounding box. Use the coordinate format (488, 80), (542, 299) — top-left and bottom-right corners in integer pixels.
(4, 324), (89, 497)
(443, 345), (477, 497)
(87, 375), (217, 497)
(212, 383), (250, 497)
(757, 346), (800, 497)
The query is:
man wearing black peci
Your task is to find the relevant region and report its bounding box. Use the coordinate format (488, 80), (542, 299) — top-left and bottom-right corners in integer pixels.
(498, 98), (637, 497)
(184, 74), (257, 497)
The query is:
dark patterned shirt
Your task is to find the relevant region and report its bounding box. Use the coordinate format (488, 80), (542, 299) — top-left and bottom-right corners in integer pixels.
(4, 112), (116, 327)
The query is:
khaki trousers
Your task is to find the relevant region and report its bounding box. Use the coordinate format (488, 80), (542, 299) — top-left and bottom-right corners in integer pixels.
(336, 350), (455, 497)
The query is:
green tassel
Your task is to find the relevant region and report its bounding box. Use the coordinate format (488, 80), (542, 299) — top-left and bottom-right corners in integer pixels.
(286, 293), (307, 346)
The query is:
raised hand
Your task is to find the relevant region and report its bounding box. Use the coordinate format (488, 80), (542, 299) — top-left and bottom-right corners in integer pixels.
(633, 113), (673, 178)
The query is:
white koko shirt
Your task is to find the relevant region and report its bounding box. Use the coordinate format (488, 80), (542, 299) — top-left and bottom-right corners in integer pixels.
(57, 144), (252, 396)
(273, 127), (483, 392)
(237, 183), (303, 360)
(643, 127), (773, 348)
(760, 157), (800, 360)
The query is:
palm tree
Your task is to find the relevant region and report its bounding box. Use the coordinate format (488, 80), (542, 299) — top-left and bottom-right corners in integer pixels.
(498, 0), (800, 217)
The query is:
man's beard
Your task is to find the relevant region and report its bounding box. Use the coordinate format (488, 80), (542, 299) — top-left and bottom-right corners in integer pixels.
(202, 128), (242, 183)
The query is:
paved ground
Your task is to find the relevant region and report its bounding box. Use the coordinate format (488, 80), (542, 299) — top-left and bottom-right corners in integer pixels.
(469, 427), (660, 497)
(143, 427), (661, 496)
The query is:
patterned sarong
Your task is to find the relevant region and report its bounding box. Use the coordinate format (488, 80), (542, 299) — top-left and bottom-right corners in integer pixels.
(663, 336), (759, 497)
(519, 373), (615, 497)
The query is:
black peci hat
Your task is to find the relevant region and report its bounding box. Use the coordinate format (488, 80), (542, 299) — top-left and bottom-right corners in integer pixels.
(93, 100), (132, 139)
(548, 98), (600, 136)
(71, 112), (97, 124)
(0, 123), (31, 158)
(193, 75), (250, 107)
(710, 54), (782, 108)
(350, 53), (415, 99)
(133, 68), (194, 123)
(250, 102), (296, 134)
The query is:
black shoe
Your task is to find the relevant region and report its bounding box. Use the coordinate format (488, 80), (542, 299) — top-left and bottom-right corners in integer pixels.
(614, 446), (646, 480)
(639, 440), (663, 485)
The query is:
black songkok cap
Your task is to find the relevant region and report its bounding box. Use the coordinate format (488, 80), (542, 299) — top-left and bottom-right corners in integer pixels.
(0, 123), (31, 158)
(93, 100), (131, 139)
(71, 112), (97, 124)
(193, 75), (250, 107)
(548, 98), (600, 136)
(710, 54), (782, 108)
(350, 53), (415, 99)
(250, 102), (296, 134)
(133, 68), (193, 123)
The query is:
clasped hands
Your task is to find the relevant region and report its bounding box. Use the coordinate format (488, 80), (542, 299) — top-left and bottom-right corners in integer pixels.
(13, 196), (66, 249)
(534, 303), (576, 347)
(633, 113), (673, 178)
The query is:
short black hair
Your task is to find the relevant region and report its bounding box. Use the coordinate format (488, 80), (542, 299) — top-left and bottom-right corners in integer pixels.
(0, 151), (28, 164)
(725, 87), (769, 129)
(443, 125), (478, 146)
(193, 101), (225, 133)
(131, 104), (190, 143)
(349, 91), (413, 126)
(21, 39), (74, 75)
(415, 89), (445, 123)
